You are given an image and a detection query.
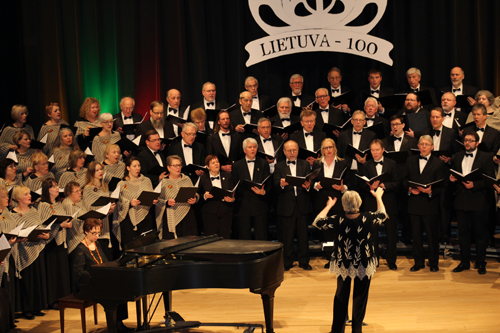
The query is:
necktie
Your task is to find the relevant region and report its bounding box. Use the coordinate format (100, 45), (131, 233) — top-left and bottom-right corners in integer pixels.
(432, 130), (441, 137)
(465, 153), (473, 158)
(419, 155), (428, 161)
(320, 108), (329, 113)
(222, 132), (231, 136)
(476, 126), (485, 132)
(211, 176), (220, 181)
(331, 89), (339, 94)
(263, 138), (272, 143)
(184, 144), (192, 148)
(393, 136), (402, 142)
(374, 161), (383, 165)
(371, 90), (380, 94)
(287, 160), (296, 165)
(353, 131), (362, 135)
(243, 112), (251, 117)
(170, 109), (178, 114)
(453, 88), (461, 93)
(247, 160), (255, 163)
(207, 102), (214, 107)
(305, 132), (313, 137)
(444, 113), (452, 117)
(124, 116), (132, 120)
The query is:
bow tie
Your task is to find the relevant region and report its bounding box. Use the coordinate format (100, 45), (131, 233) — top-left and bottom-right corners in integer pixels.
(393, 136), (402, 142)
(304, 132), (313, 137)
(353, 131), (362, 135)
(211, 176), (220, 181)
(247, 160), (255, 163)
(207, 102), (214, 107)
(170, 108), (178, 114)
(320, 108), (329, 113)
(263, 138), (272, 143)
(184, 144), (192, 148)
(444, 112), (452, 117)
(419, 155), (428, 161)
(222, 132), (231, 136)
(287, 160), (296, 165)
(331, 89), (339, 94)
(374, 160), (383, 165)
(291, 96), (299, 101)
(412, 89), (418, 93)
(124, 116), (133, 120)
(432, 129), (441, 137)
(465, 153), (473, 158)
(153, 151), (159, 156)
(281, 118), (290, 122)
(366, 117), (375, 121)
(475, 126), (485, 132)
(253, 96), (258, 99)
(453, 88), (461, 92)
(371, 90), (380, 94)
(243, 112), (251, 117)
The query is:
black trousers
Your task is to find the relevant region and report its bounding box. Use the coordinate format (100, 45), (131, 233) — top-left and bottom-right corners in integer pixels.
(456, 210), (488, 267)
(409, 214), (439, 266)
(202, 210), (233, 239)
(332, 276), (371, 333)
(384, 215), (399, 265)
(238, 214), (268, 240)
(278, 205), (309, 267)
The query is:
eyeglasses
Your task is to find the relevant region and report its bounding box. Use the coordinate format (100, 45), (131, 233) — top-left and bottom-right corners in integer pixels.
(72, 189), (82, 193)
(151, 111), (164, 115)
(170, 164), (182, 168)
(464, 139), (476, 143)
(89, 231), (101, 236)
(285, 149), (298, 153)
(391, 123), (403, 127)
(352, 119), (365, 122)
(316, 95), (328, 99)
(322, 146), (335, 150)
(418, 143), (432, 147)
(302, 120), (315, 124)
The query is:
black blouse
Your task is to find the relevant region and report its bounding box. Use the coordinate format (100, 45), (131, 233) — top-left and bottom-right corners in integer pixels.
(71, 242), (108, 293)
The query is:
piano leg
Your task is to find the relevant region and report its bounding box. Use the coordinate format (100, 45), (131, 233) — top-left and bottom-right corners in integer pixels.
(259, 284), (279, 333)
(100, 301), (118, 333)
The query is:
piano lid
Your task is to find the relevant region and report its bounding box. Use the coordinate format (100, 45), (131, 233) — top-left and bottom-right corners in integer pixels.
(125, 235), (222, 256)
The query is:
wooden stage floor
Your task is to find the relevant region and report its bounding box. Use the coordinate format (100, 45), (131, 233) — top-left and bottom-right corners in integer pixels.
(13, 256), (500, 333)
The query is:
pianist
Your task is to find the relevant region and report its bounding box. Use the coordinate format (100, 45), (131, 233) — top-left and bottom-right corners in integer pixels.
(71, 218), (132, 332)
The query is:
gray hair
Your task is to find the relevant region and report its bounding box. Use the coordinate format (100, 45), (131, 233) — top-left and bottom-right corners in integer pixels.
(277, 97), (292, 109)
(406, 67), (421, 77)
(182, 122), (198, 133)
(202, 82), (216, 90)
(242, 137), (258, 150)
(419, 135), (433, 145)
(341, 191), (362, 214)
(328, 67), (342, 76)
(245, 76), (258, 87)
(315, 87), (329, 97)
(257, 117), (271, 127)
(119, 96), (135, 107)
(364, 97), (378, 107)
(99, 112), (113, 122)
(352, 110), (366, 119)
(289, 74), (303, 83)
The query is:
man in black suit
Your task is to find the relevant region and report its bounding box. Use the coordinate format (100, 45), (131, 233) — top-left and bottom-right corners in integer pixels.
(256, 117), (284, 173)
(274, 140), (313, 271)
(363, 97), (390, 138)
(136, 129), (167, 187)
(167, 122), (206, 183)
(244, 76), (271, 111)
(449, 132), (494, 275)
(231, 138), (271, 240)
(230, 91), (263, 139)
(439, 67), (478, 114)
(398, 92), (431, 136)
(467, 104), (500, 153)
(288, 74), (314, 108)
(135, 101), (175, 147)
(403, 135), (446, 272)
(206, 110), (242, 173)
(357, 139), (399, 270)
(313, 87), (347, 136)
(355, 69), (394, 115)
(441, 92), (467, 131)
(327, 67), (352, 115)
(113, 96), (143, 140)
(404, 67), (438, 107)
(270, 97), (300, 127)
(336, 110), (377, 172)
(190, 82), (230, 111)
(165, 88), (188, 136)
(289, 109), (326, 166)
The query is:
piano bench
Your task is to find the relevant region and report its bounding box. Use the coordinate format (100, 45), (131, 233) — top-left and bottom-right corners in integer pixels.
(58, 294), (98, 333)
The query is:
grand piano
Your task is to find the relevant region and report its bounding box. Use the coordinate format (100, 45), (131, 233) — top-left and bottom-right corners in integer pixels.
(80, 235), (284, 333)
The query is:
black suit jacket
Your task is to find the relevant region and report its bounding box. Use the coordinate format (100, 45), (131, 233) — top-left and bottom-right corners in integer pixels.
(354, 86), (395, 111)
(135, 119), (176, 146)
(382, 134), (418, 153)
(311, 158), (350, 212)
(198, 171), (234, 215)
(438, 84), (478, 113)
(165, 105), (189, 120)
(314, 105), (348, 130)
(269, 114), (300, 127)
(113, 112), (143, 132)
(289, 129), (326, 152)
(357, 157), (399, 215)
(256, 94), (271, 111)
(450, 150), (494, 211)
(336, 128), (377, 159)
(231, 157), (271, 216)
(287, 93), (314, 108)
(136, 148), (167, 188)
(402, 154), (446, 215)
(364, 115), (390, 138)
(229, 108), (263, 132)
(190, 99), (230, 112)
(446, 109), (468, 132)
(477, 125), (500, 153)
(167, 140), (206, 182)
(404, 85), (438, 107)
(256, 134), (285, 163)
(206, 131), (243, 164)
(273, 159), (313, 216)
(418, 126), (459, 154)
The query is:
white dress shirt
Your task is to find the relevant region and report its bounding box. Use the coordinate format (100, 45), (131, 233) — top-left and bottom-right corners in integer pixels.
(219, 129), (231, 157)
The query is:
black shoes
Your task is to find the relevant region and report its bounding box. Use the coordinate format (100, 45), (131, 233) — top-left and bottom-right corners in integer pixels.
(299, 264), (312, 270)
(452, 263), (470, 273)
(387, 263), (397, 270)
(117, 321), (135, 332)
(410, 264), (422, 272)
(33, 311), (46, 317)
(324, 262), (330, 269)
(477, 265), (487, 275)
(430, 265), (439, 272)
(22, 312), (35, 320)
(284, 264), (294, 271)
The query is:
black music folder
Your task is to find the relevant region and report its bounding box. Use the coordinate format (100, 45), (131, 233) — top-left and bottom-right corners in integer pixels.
(298, 147), (320, 160)
(241, 174), (272, 191)
(257, 141), (284, 160)
(319, 167), (348, 188)
(345, 144), (372, 161)
(0, 235), (10, 263)
(330, 91), (355, 106)
(408, 179), (443, 189)
(272, 122), (302, 135)
(481, 174), (500, 189)
(406, 112), (428, 133)
(284, 168), (321, 187)
(174, 187), (198, 203)
(136, 191), (161, 207)
(209, 181), (239, 201)
(91, 186), (120, 206)
(365, 122), (386, 139)
(355, 172), (392, 185)
(384, 151), (409, 164)
(449, 168), (481, 182)
(262, 105), (277, 118)
(78, 203), (112, 220)
(166, 114), (187, 126)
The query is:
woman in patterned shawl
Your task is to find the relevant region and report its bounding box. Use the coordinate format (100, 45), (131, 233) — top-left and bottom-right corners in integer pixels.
(155, 155), (199, 239)
(62, 181), (87, 254)
(91, 113), (122, 163)
(37, 178), (72, 309)
(74, 97), (102, 151)
(82, 162), (116, 259)
(102, 144), (126, 191)
(13, 130), (37, 177)
(10, 186), (50, 320)
(114, 156), (157, 248)
(24, 152), (55, 193)
(37, 103), (69, 156)
(0, 105), (35, 159)
(59, 150), (87, 189)
(313, 188), (387, 333)
(0, 158), (23, 196)
(50, 127), (80, 181)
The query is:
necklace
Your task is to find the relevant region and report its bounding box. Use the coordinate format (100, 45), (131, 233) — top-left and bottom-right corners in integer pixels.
(84, 238), (103, 264)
